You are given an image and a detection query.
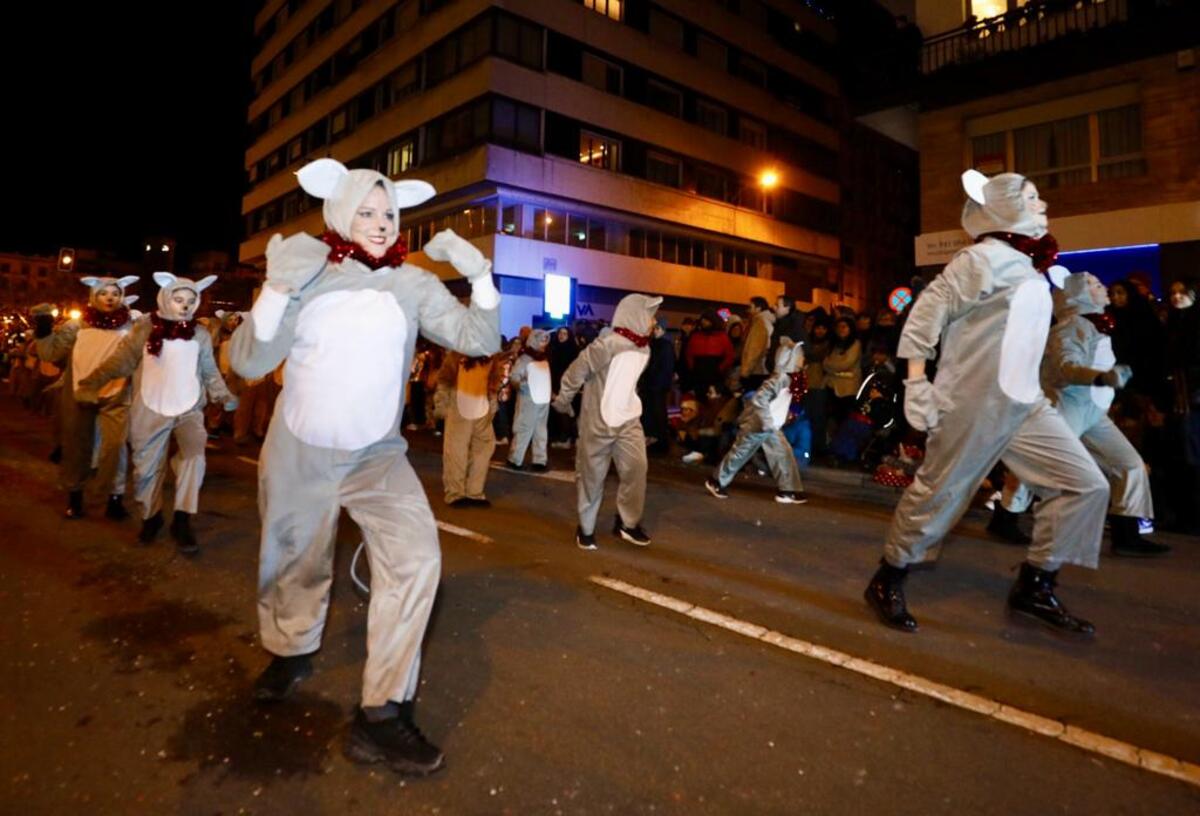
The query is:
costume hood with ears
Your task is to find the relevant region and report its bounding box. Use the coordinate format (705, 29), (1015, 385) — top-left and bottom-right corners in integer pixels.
(961, 170), (1047, 239)
(80, 275), (139, 308)
(524, 328), (550, 353)
(1054, 272), (1106, 320)
(612, 294), (664, 339)
(296, 158), (436, 240)
(153, 271), (216, 322)
(773, 337), (803, 375)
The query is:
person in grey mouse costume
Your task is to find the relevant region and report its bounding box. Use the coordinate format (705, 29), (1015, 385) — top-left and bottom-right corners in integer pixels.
(36, 275), (139, 520)
(227, 158), (500, 776)
(865, 170), (1110, 637)
(553, 294), (662, 549)
(994, 271), (1169, 558)
(705, 338), (806, 504)
(506, 328), (552, 471)
(77, 272), (236, 554)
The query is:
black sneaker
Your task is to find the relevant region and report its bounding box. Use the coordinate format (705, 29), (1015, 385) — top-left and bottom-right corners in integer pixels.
(529, 463), (549, 473)
(613, 516), (651, 547)
(105, 494), (130, 520)
(170, 511), (199, 556)
(775, 491), (808, 505)
(576, 527), (598, 550)
(344, 708), (445, 776)
(137, 511), (164, 544)
(465, 497), (492, 508)
(505, 460), (523, 471)
(705, 478), (729, 499)
(253, 654), (314, 703)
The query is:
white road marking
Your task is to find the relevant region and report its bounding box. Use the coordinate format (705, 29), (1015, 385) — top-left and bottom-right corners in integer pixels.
(589, 575), (1200, 789)
(436, 520), (494, 545)
(489, 463), (575, 483)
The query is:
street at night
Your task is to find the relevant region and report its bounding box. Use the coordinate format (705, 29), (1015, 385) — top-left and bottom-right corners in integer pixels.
(2, 399), (1198, 814)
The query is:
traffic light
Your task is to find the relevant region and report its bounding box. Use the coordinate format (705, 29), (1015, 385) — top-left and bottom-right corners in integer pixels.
(57, 247), (76, 272)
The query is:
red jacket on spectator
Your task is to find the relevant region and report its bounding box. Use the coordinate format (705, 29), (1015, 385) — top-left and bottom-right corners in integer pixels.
(686, 327), (736, 377)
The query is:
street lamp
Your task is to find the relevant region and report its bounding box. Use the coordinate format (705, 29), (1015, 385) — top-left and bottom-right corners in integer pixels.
(759, 169), (780, 190)
(733, 169), (781, 212)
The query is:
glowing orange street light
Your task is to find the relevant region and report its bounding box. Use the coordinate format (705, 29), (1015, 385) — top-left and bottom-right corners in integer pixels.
(759, 169), (780, 190)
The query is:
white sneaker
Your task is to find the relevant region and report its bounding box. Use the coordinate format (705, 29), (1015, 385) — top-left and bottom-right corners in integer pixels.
(1139, 517), (1155, 535)
(681, 451), (704, 464)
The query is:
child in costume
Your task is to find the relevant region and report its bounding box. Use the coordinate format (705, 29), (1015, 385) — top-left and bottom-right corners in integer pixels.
(439, 350), (503, 506)
(77, 273), (236, 555)
(553, 294), (661, 550)
(35, 275), (139, 519)
(506, 328), (552, 471)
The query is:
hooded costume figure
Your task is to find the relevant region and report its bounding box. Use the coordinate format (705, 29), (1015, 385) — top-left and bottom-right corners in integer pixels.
(439, 351), (503, 505)
(553, 294), (662, 549)
(35, 275), (140, 520)
(865, 170), (1110, 637)
(706, 338), (805, 503)
(507, 329), (552, 470)
(994, 272), (1169, 557)
(227, 158), (500, 776)
(78, 272), (235, 554)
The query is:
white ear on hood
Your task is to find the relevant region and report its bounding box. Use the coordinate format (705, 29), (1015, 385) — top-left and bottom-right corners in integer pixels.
(117, 275), (140, 289)
(297, 158), (349, 199)
(124, 295), (139, 306)
(79, 276), (102, 288)
(1047, 265), (1070, 289)
(152, 271), (177, 288)
(394, 179), (437, 208)
(645, 296), (664, 311)
(962, 169), (989, 205)
(193, 275), (218, 292)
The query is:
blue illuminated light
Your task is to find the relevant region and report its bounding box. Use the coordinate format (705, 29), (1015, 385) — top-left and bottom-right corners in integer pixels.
(1059, 243), (1160, 256)
(544, 273), (572, 319)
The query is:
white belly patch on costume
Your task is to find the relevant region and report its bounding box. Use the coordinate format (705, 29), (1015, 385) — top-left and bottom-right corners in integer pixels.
(283, 289), (407, 450)
(456, 364), (491, 420)
(528, 360), (551, 404)
(998, 278), (1052, 404)
(140, 338), (201, 417)
(1090, 334), (1117, 412)
(73, 325), (129, 400)
(768, 387), (791, 429)
(601, 349), (648, 427)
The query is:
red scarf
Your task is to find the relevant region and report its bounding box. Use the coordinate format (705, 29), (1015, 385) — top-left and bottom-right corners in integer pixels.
(321, 231), (408, 270)
(788, 370), (809, 406)
(146, 312), (197, 357)
(1086, 313), (1115, 334)
(978, 232), (1060, 273)
(83, 305), (130, 330)
(613, 327), (650, 347)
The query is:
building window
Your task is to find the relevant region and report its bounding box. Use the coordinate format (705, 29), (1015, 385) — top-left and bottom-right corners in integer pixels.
(582, 0), (621, 22)
(695, 166), (728, 200)
(491, 98), (541, 152)
(387, 62), (419, 105)
(739, 118), (767, 150)
(387, 139), (415, 176)
(696, 34), (727, 72)
(733, 54), (768, 87)
(971, 132), (1007, 175)
(579, 130), (620, 171)
(696, 99), (728, 136)
(581, 52), (622, 95)
(330, 109), (348, 139)
(646, 152), (682, 188)
(495, 14), (543, 69)
(646, 80), (682, 118)
(1014, 115), (1091, 189)
(568, 213), (589, 247)
(1098, 105), (1146, 180)
(502, 204), (521, 235)
(649, 9), (684, 49)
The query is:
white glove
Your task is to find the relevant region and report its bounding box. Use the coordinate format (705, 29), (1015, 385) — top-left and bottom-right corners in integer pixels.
(903, 377), (940, 432)
(264, 233), (325, 294)
(551, 397), (574, 417)
(424, 229), (489, 280)
(1099, 364), (1132, 389)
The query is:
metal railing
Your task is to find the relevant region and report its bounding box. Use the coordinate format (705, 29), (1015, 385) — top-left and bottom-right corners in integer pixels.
(921, 0), (1133, 75)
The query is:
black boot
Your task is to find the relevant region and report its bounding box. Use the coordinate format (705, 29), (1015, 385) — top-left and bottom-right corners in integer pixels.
(1007, 562), (1094, 636)
(138, 511), (164, 545)
(987, 505), (1030, 545)
(1110, 516), (1170, 558)
(344, 706), (445, 776)
(864, 559), (918, 632)
(104, 494), (129, 520)
(253, 653), (315, 703)
(64, 490), (85, 519)
(170, 511), (199, 556)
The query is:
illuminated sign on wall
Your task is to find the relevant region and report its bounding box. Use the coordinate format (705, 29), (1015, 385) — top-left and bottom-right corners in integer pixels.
(544, 273), (573, 320)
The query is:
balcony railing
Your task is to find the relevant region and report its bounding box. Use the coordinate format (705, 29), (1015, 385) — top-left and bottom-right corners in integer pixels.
(921, 0), (1134, 75)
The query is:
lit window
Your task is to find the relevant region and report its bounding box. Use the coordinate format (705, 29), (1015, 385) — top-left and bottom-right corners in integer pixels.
(387, 140), (415, 176)
(579, 130), (620, 171)
(582, 0), (621, 22)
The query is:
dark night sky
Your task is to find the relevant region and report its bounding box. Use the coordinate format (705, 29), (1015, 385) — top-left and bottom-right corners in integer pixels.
(3, 6), (255, 266)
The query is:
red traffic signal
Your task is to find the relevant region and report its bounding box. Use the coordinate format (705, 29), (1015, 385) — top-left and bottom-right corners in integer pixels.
(58, 248), (76, 272)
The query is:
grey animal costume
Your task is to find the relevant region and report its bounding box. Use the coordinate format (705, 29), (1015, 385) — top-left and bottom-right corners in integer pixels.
(36, 276), (139, 507)
(440, 352), (501, 504)
(1004, 272), (1153, 523)
(553, 295), (662, 537)
(867, 171), (1109, 636)
(228, 158), (500, 709)
(79, 273), (234, 523)
(713, 340), (804, 494)
(507, 329), (552, 468)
